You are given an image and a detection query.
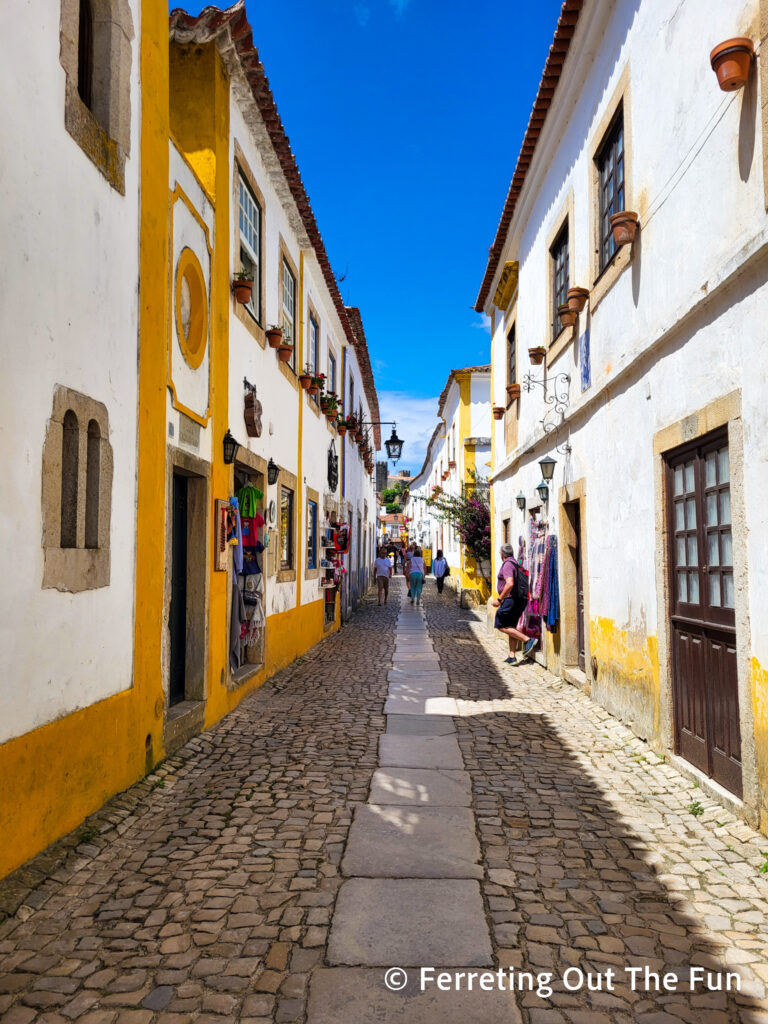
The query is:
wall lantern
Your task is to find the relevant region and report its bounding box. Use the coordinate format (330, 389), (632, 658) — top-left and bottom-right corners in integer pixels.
(384, 426), (404, 463)
(539, 455), (557, 482)
(223, 429), (240, 465)
(536, 480), (550, 504)
(516, 491), (526, 512)
(267, 458), (280, 486)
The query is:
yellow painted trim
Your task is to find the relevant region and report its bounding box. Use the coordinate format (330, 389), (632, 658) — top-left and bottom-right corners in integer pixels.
(296, 251), (304, 607)
(169, 128), (216, 205)
(168, 184), (213, 426)
(493, 260), (519, 310)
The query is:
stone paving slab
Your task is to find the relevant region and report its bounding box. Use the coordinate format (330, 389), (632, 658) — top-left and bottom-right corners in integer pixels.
(326, 879), (492, 965)
(308, 968), (522, 1023)
(379, 734), (463, 768)
(386, 714), (456, 736)
(341, 805), (482, 878)
(369, 768), (472, 807)
(384, 695), (459, 716)
(386, 677), (448, 698)
(392, 653), (442, 664)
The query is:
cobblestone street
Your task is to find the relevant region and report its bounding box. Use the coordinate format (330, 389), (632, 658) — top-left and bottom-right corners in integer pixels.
(2, 577), (768, 1023)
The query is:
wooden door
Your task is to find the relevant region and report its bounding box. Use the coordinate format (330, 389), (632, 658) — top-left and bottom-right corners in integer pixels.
(667, 430), (741, 797)
(573, 503), (586, 673)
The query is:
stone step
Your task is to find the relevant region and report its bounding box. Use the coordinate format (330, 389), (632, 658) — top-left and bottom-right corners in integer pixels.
(379, 734), (463, 769)
(369, 767), (472, 807)
(385, 714), (456, 736)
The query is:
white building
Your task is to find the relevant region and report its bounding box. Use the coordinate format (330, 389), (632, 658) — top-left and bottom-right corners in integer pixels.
(477, 0), (768, 829)
(406, 365), (491, 601)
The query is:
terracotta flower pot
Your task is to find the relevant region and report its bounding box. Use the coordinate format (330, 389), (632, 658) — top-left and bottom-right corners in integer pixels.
(493, 406), (505, 420)
(449, 460), (456, 469)
(337, 424), (347, 436)
(232, 279), (253, 304)
(609, 210), (639, 246)
(326, 409), (338, 422)
(710, 37), (754, 91)
(529, 346), (546, 365)
(307, 384), (318, 396)
(506, 383), (521, 401)
(299, 374), (312, 390)
(266, 328), (283, 348)
(567, 287), (589, 313)
(558, 304), (578, 329)
(277, 343), (293, 363)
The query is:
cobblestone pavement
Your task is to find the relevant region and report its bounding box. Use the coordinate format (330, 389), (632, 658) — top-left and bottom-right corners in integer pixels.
(1, 578), (768, 1023)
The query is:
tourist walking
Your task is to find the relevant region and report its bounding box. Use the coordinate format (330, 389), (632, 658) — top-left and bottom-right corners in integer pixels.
(374, 548), (393, 606)
(403, 542), (414, 597)
(432, 549), (449, 594)
(493, 542), (538, 664)
(409, 546), (426, 605)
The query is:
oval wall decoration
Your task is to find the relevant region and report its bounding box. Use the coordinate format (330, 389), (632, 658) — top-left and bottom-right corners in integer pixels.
(174, 246), (208, 370)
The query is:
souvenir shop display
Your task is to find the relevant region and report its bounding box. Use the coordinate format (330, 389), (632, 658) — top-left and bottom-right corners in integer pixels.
(230, 478), (266, 672)
(518, 516), (560, 637)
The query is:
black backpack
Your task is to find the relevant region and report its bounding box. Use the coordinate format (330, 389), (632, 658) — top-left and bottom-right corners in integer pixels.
(506, 558), (529, 602)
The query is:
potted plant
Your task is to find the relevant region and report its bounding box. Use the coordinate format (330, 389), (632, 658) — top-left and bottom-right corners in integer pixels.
(710, 37), (754, 91)
(266, 324), (283, 348)
(506, 383), (521, 401)
(529, 346), (547, 365)
(609, 210), (639, 246)
(299, 365), (313, 390)
(567, 286), (589, 313)
(277, 342), (294, 363)
(323, 395), (338, 421)
(337, 420), (347, 436)
(448, 460), (456, 469)
(558, 303), (578, 329)
(493, 406), (505, 420)
(232, 270), (253, 305)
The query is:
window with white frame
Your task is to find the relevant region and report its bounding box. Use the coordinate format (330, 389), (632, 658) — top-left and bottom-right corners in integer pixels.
(328, 351), (337, 397)
(308, 314), (319, 382)
(238, 172), (261, 321)
(282, 259), (296, 367)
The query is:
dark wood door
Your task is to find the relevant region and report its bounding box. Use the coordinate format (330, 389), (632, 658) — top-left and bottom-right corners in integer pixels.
(169, 473), (188, 707)
(573, 503), (585, 672)
(667, 430), (741, 797)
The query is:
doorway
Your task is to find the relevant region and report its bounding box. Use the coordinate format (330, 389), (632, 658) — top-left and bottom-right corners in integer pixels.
(169, 473), (187, 705)
(563, 499), (586, 674)
(665, 428), (742, 797)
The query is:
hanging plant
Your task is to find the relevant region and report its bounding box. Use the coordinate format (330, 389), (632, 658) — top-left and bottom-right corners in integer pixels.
(710, 37), (754, 91)
(506, 383), (521, 401)
(558, 304), (578, 329)
(232, 271), (253, 305)
(266, 324), (283, 348)
(529, 346), (546, 366)
(567, 287), (589, 313)
(609, 210), (639, 246)
(493, 406), (505, 420)
(277, 342), (293, 363)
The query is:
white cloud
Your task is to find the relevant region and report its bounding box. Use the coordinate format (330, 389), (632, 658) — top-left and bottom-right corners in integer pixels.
(471, 312), (491, 334)
(354, 3), (371, 26)
(376, 390), (440, 478)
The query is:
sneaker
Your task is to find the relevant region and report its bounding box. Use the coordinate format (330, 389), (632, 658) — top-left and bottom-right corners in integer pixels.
(522, 638), (539, 660)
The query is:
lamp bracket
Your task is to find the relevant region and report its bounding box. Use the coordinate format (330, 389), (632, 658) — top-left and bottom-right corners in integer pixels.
(522, 371), (571, 422)
(542, 419), (572, 456)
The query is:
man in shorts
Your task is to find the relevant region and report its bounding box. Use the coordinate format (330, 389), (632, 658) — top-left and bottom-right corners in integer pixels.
(374, 548), (393, 606)
(493, 543), (538, 664)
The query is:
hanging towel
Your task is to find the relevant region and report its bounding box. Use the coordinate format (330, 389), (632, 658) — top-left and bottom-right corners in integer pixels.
(230, 579), (246, 671)
(230, 496), (244, 574)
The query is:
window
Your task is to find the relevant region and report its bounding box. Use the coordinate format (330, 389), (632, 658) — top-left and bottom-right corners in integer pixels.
(551, 223), (569, 337)
(281, 260), (296, 370)
(308, 315), (319, 377)
(507, 325), (516, 386)
(239, 173), (261, 321)
(60, 0), (133, 193)
(596, 108), (625, 272)
(328, 352), (337, 397)
(42, 386), (112, 591)
(280, 486), (294, 569)
(77, 0), (93, 109)
(307, 499), (318, 570)
(503, 518), (510, 545)
(348, 375), (355, 419)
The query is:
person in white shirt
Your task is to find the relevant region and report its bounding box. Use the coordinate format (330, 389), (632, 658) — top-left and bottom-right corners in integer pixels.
(432, 549), (448, 594)
(373, 549), (393, 606)
(409, 547), (426, 605)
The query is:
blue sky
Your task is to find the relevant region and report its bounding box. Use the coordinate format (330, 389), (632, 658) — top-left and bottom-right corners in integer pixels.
(173, 0), (564, 472)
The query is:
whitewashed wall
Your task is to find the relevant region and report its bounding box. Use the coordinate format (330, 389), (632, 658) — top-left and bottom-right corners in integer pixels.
(0, 3), (140, 742)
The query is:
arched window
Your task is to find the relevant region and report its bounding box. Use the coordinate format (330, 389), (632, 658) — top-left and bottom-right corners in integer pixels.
(61, 410), (79, 548)
(77, 0), (93, 110)
(85, 419), (101, 549)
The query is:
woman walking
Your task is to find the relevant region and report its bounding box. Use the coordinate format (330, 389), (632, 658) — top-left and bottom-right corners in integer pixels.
(432, 549), (449, 594)
(409, 546), (426, 605)
(403, 542), (414, 597)
(374, 547), (392, 606)
(493, 542), (538, 664)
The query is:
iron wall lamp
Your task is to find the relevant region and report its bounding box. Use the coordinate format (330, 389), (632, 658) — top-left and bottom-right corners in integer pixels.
(539, 455), (557, 481)
(536, 480), (550, 503)
(516, 491), (526, 511)
(223, 430), (240, 465)
(267, 458), (280, 485)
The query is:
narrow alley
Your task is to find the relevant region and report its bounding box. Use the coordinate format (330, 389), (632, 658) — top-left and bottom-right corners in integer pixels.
(1, 579), (767, 1023)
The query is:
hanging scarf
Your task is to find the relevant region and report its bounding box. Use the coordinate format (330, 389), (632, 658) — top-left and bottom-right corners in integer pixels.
(544, 537), (560, 632)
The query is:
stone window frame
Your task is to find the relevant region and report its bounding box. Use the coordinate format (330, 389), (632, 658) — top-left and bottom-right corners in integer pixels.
(275, 467), (298, 584)
(503, 305), (519, 456)
(277, 236), (299, 390)
(59, 0), (134, 194)
(42, 385), (113, 592)
(588, 63), (633, 313)
(305, 486), (320, 581)
(232, 140), (267, 347)
(545, 190), (576, 368)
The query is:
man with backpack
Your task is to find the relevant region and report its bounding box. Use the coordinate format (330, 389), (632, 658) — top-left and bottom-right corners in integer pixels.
(493, 542), (539, 665)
